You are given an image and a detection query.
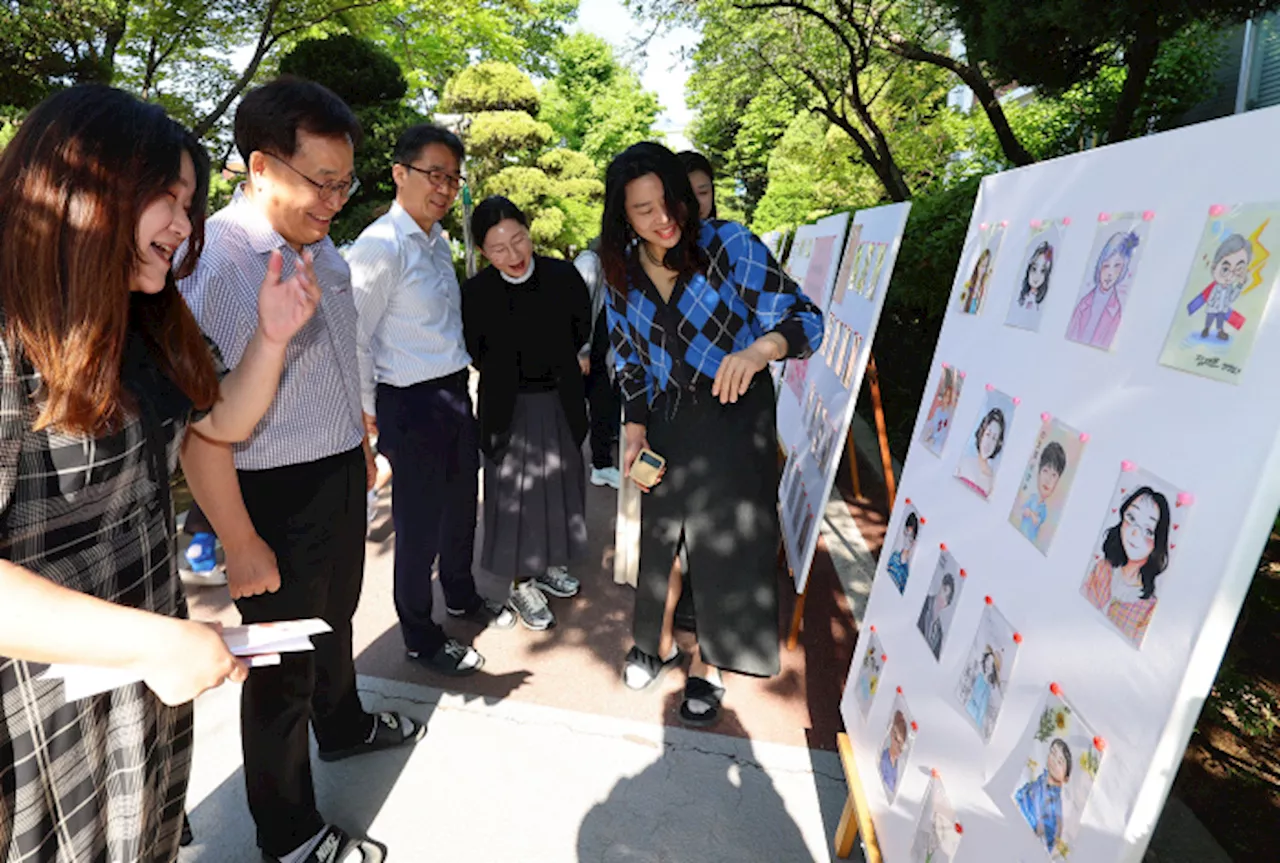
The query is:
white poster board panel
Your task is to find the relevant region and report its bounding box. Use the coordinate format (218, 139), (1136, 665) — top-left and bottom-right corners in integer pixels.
(778, 203), (911, 592)
(839, 105), (1280, 863)
(782, 212), (850, 312)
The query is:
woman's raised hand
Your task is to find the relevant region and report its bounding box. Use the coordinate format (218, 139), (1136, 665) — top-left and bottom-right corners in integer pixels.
(257, 249), (322, 346)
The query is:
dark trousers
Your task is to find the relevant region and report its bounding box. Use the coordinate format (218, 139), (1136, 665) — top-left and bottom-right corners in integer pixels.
(586, 313), (620, 470)
(183, 501), (213, 535)
(235, 446), (372, 857)
(376, 371), (482, 655)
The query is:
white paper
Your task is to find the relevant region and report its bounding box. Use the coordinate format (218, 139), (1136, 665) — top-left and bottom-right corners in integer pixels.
(38, 619), (329, 701)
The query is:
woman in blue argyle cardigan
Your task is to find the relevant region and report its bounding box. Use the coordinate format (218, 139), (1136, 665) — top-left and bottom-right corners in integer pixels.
(599, 142), (823, 727)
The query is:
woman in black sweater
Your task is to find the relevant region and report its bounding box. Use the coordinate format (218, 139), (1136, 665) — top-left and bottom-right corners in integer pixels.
(462, 197), (593, 630)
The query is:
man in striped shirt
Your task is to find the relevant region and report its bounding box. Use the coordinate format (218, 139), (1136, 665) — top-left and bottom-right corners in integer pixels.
(347, 125), (515, 672)
(179, 78), (422, 863)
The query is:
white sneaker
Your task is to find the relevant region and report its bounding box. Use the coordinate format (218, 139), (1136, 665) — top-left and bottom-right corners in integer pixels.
(591, 466), (621, 489)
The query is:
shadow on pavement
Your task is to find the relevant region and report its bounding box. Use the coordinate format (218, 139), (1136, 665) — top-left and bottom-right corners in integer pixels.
(576, 693), (827, 863)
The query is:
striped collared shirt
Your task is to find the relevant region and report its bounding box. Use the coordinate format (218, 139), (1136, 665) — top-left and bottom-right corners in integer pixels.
(346, 201), (471, 414)
(178, 187), (364, 470)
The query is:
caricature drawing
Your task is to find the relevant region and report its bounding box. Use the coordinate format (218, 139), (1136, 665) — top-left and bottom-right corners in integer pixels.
(956, 407), (1007, 498)
(960, 248), (992, 314)
(888, 510), (919, 594)
(879, 709), (910, 797)
(1018, 241), (1054, 311)
(922, 368), (962, 455)
(1019, 442), (1067, 543)
(917, 567), (957, 660)
(1082, 484), (1172, 646)
(1188, 233), (1251, 341)
(1016, 738), (1072, 853)
(1067, 230), (1140, 349)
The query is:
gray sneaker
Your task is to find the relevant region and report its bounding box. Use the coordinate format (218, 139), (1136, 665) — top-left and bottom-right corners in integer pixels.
(535, 565), (580, 598)
(509, 580), (555, 631)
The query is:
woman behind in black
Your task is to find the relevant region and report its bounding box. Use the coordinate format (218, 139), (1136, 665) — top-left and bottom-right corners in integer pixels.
(463, 197), (592, 631)
(678, 150), (718, 221)
(601, 142), (823, 727)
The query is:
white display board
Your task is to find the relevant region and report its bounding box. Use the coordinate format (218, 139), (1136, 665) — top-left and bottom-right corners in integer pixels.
(761, 228), (787, 257)
(783, 212), (850, 312)
(779, 203), (912, 593)
(840, 105), (1280, 863)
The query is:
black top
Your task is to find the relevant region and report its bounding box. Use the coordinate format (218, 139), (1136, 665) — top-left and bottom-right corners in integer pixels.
(507, 265), (560, 392)
(462, 256), (592, 458)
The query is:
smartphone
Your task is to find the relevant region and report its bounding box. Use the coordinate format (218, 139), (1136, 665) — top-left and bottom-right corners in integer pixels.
(630, 448), (666, 488)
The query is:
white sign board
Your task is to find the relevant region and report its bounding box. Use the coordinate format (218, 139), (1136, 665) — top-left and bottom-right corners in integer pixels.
(840, 106), (1280, 863)
(783, 212), (850, 312)
(779, 203), (911, 592)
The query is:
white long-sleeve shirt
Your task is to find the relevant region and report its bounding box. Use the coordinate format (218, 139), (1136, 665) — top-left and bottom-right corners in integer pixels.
(346, 201), (472, 415)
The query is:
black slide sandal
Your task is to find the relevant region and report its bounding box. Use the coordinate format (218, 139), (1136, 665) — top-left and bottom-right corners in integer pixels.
(262, 825), (387, 863)
(679, 677), (725, 728)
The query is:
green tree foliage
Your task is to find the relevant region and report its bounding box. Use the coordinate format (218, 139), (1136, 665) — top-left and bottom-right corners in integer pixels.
(443, 61), (541, 113)
(538, 33), (661, 166)
(443, 61), (602, 257)
(939, 0), (1279, 143)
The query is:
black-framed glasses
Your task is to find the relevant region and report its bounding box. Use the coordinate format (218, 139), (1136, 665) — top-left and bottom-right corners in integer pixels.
(398, 162), (465, 191)
(265, 153), (360, 201)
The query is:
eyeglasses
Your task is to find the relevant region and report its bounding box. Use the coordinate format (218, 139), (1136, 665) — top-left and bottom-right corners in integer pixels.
(398, 162), (465, 191)
(265, 153), (360, 202)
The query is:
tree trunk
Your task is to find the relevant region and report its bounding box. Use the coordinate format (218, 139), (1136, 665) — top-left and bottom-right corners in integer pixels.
(192, 0), (283, 139)
(961, 66), (1035, 166)
(1105, 23), (1162, 144)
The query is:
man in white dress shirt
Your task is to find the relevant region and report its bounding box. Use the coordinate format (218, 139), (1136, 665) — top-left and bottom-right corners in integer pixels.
(179, 78), (422, 863)
(347, 125), (514, 677)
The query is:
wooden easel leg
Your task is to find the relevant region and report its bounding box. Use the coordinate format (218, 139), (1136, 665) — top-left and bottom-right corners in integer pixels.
(834, 794), (859, 858)
(835, 732), (884, 863)
(846, 427), (863, 501)
(786, 582), (806, 651)
(867, 355), (897, 510)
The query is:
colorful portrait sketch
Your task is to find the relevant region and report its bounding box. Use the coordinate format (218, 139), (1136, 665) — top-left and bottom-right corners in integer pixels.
(955, 601), (1020, 741)
(1065, 213), (1150, 351)
(1006, 219), (1067, 332)
(917, 550), (964, 661)
(1008, 417), (1087, 555)
(803, 235), (836, 311)
(851, 630), (886, 718)
(783, 357), (808, 400)
(831, 224), (862, 308)
(1081, 466), (1189, 648)
(865, 242), (889, 301)
(886, 502), (922, 595)
(878, 692), (916, 801)
(1011, 689), (1103, 862)
(955, 388), (1017, 500)
(957, 222), (1006, 315)
(1159, 202), (1280, 384)
(920, 365), (963, 457)
(909, 776), (960, 863)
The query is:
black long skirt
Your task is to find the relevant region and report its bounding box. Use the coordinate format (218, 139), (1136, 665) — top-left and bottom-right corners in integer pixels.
(632, 375), (781, 677)
(481, 391), (589, 581)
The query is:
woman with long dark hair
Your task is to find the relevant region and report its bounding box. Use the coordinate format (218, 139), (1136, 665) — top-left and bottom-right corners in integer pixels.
(463, 197), (592, 631)
(0, 85), (319, 860)
(678, 150), (717, 220)
(601, 142), (822, 727)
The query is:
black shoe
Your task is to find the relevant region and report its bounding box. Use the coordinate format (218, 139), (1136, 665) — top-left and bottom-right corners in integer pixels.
(180, 814), (193, 847)
(447, 597), (517, 630)
(679, 676), (726, 728)
(622, 645), (682, 691)
(317, 711), (426, 763)
(407, 638), (485, 676)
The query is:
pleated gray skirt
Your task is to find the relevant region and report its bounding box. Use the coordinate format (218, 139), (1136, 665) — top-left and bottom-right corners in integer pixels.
(481, 391), (588, 581)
